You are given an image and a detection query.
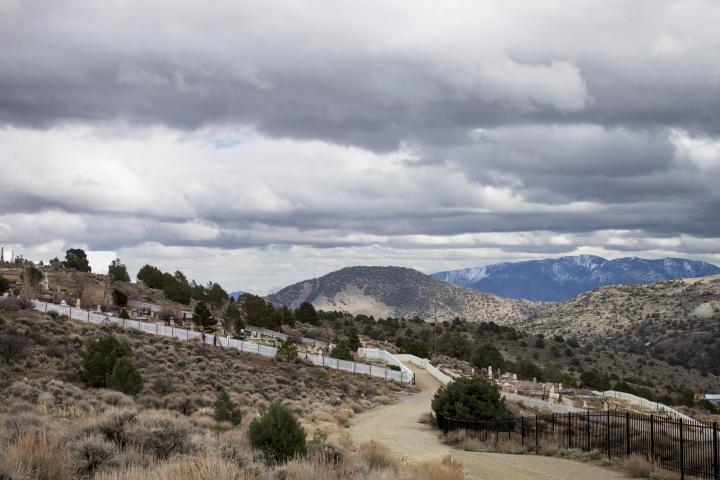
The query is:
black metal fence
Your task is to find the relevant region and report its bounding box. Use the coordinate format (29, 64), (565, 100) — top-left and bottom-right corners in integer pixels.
(436, 410), (719, 480)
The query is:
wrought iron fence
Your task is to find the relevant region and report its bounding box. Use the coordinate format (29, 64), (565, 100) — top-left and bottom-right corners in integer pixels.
(436, 410), (719, 480)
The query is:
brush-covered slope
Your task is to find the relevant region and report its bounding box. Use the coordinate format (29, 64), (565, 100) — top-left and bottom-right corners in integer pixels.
(433, 255), (720, 301)
(266, 266), (538, 323)
(515, 275), (720, 374)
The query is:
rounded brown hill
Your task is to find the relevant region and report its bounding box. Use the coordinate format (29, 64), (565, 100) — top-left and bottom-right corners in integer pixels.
(266, 266), (538, 323)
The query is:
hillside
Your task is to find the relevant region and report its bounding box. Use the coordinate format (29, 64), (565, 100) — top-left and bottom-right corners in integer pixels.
(267, 266), (538, 323)
(433, 255), (720, 301)
(0, 307), (435, 479)
(292, 313), (720, 408)
(515, 275), (720, 374)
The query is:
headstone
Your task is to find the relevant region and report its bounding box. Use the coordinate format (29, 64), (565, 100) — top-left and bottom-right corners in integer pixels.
(41, 272), (50, 293)
(488, 365), (493, 379)
(75, 298), (81, 308)
(96, 304), (102, 313)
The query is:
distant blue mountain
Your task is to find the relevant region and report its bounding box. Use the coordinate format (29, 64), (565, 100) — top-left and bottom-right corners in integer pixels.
(229, 291), (246, 300)
(432, 255), (720, 302)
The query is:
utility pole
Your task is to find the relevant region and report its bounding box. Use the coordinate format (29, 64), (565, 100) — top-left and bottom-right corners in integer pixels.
(434, 299), (437, 357)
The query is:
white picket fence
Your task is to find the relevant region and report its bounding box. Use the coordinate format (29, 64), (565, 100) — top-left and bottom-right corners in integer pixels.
(358, 348), (415, 383)
(32, 301), (411, 383)
(395, 353), (453, 384)
(599, 390), (698, 423)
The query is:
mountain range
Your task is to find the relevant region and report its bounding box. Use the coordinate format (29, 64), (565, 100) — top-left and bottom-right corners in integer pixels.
(266, 266), (538, 323)
(432, 255), (720, 301)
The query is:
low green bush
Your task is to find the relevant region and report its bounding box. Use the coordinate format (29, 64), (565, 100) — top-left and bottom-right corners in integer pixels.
(248, 402), (306, 463)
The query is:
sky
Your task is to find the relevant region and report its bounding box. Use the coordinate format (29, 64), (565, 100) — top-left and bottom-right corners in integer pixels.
(1, 0), (719, 294)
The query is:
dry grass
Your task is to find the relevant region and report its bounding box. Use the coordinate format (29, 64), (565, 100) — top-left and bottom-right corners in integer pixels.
(407, 455), (465, 480)
(445, 430), (531, 455)
(359, 440), (394, 471)
(94, 452), (260, 480)
(418, 411), (435, 425)
(1, 429), (76, 480)
(621, 454), (656, 478)
(93, 450), (466, 480)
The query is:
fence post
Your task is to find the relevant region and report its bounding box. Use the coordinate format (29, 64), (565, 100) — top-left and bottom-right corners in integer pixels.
(496, 421), (499, 444)
(535, 415), (539, 455)
(552, 413), (555, 435)
(607, 410), (611, 459)
(650, 415), (655, 462)
(586, 411), (591, 451)
(679, 418), (684, 480)
(712, 421), (718, 480)
(155, 324), (158, 335)
(521, 416), (525, 445)
(568, 413), (572, 448)
(625, 412), (631, 457)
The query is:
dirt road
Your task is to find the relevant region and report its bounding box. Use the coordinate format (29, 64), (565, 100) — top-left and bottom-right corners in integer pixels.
(349, 365), (625, 480)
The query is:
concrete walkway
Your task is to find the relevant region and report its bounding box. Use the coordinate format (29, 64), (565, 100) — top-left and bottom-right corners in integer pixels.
(349, 365), (626, 480)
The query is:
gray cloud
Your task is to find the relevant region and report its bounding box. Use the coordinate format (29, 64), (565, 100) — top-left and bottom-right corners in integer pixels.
(1, 1), (719, 290)
(3, 1), (719, 145)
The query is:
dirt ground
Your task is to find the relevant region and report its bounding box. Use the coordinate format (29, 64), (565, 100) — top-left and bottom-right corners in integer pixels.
(349, 365), (626, 480)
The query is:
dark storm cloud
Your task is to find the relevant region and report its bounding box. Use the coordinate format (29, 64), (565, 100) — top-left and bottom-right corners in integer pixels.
(3, 1), (718, 148)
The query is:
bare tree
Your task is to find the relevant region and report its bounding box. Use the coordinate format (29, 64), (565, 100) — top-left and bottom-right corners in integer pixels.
(0, 334), (30, 364)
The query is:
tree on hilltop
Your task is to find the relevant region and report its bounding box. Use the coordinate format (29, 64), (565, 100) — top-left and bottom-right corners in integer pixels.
(64, 248), (91, 272)
(137, 264), (164, 289)
(108, 258), (130, 282)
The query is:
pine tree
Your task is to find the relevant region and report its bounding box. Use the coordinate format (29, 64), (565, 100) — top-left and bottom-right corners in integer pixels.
(248, 402), (306, 463)
(213, 388), (243, 425)
(108, 258), (130, 282)
(81, 336), (131, 388)
(192, 301), (216, 332)
(64, 248), (91, 272)
(294, 302), (318, 325)
(330, 339), (353, 361)
(107, 356), (144, 395)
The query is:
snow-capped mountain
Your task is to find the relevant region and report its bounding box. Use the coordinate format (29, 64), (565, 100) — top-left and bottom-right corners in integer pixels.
(432, 255), (720, 302)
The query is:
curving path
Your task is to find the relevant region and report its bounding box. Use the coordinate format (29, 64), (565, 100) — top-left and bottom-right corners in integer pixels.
(349, 365), (626, 480)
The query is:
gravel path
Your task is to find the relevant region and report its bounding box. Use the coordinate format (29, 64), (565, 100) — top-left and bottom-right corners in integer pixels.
(349, 365), (626, 480)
